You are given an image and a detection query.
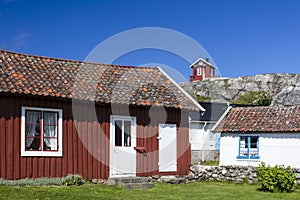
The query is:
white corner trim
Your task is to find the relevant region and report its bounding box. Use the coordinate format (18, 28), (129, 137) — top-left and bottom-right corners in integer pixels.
(189, 58), (216, 69)
(21, 106), (63, 157)
(157, 66), (205, 112)
(211, 106), (232, 132)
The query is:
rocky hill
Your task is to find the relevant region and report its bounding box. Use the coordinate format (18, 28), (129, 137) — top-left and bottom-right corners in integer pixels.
(180, 73), (300, 106)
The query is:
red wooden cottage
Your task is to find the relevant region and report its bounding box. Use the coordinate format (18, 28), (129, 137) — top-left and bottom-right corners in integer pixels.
(0, 50), (204, 180)
(189, 58), (216, 82)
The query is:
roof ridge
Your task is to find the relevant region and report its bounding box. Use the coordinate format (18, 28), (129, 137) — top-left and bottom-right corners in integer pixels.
(0, 49), (154, 70)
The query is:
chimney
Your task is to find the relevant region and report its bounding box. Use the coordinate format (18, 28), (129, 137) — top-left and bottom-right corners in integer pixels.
(205, 58), (209, 63)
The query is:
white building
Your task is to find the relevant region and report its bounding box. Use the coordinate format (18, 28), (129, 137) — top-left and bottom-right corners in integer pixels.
(213, 105), (300, 168)
(189, 102), (228, 163)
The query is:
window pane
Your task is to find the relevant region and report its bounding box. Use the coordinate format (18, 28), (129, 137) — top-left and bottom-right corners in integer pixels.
(250, 137), (259, 157)
(115, 120), (122, 146)
(239, 136), (248, 157)
(124, 121), (131, 147)
(197, 67), (201, 75)
(250, 137), (258, 148)
(240, 137), (247, 148)
(25, 111), (41, 150)
(43, 112), (58, 150)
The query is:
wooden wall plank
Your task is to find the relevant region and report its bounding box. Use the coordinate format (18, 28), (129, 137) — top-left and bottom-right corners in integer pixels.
(44, 157), (50, 177)
(6, 116), (13, 179)
(77, 121), (83, 177)
(56, 158), (62, 177)
(0, 117), (6, 178)
(72, 121), (78, 174)
(38, 158), (44, 177)
(104, 111), (110, 178)
(99, 120), (105, 178)
(92, 121), (98, 178)
(62, 119), (68, 177)
(67, 119), (73, 174)
(50, 158), (56, 177)
(96, 121), (101, 178)
(13, 116), (20, 179)
(32, 157), (38, 178)
(87, 120), (93, 178)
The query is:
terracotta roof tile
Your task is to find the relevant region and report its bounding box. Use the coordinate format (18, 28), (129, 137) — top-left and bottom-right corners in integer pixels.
(214, 105), (300, 133)
(0, 50), (200, 111)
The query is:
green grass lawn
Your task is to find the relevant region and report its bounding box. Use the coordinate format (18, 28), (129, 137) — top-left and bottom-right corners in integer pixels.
(0, 182), (300, 200)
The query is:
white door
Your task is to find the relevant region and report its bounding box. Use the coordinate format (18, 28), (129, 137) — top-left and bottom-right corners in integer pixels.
(110, 116), (136, 177)
(158, 124), (177, 172)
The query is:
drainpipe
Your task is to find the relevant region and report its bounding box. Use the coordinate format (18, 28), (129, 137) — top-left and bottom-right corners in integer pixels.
(202, 122), (207, 163)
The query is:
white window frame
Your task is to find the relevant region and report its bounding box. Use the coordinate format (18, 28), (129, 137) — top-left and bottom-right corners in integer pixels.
(21, 107), (63, 157)
(110, 115), (135, 147)
(210, 68), (215, 77)
(197, 67), (202, 75)
(237, 136), (260, 159)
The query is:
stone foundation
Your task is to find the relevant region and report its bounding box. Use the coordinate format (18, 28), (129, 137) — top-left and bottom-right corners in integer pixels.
(188, 165), (258, 183)
(152, 165), (300, 184)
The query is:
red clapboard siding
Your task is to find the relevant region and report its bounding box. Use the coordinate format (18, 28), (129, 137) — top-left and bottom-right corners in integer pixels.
(6, 116), (13, 179)
(72, 121), (78, 175)
(44, 157), (50, 177)
(67, 119), (73, 175)
(62, 119), (68, 177)
(0, 116), (6, 179)
(0, 94), (190, 180)
(13, 114), (20, 179)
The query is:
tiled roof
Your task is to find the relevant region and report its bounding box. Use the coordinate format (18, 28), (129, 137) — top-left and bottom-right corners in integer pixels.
(0, 50), (202, 111)
(213, 105), (300, 133)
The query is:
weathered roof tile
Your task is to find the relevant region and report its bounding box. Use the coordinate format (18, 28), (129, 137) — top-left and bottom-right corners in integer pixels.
(0, 50), (201, 111)
(214, 105), (300, 133)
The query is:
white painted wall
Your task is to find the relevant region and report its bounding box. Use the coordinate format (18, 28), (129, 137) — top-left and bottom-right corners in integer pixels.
(220, 133), (300, 168)
(189, 122), (216, 151)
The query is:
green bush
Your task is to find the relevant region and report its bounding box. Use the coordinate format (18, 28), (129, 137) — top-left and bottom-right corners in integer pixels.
(257, 163), (296, 192)
(232, 91), (272, 106)
(62, 174), (83, 186)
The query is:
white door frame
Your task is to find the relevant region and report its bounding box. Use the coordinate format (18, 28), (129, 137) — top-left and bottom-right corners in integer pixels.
(110, 115), (136, 177)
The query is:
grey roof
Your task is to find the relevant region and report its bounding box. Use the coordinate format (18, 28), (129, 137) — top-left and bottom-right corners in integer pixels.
(190, 102), (228, 122)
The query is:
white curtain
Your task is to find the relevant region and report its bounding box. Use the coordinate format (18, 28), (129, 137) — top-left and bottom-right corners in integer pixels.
(43, 112), (58, 150)
(25, 111), (40, 147)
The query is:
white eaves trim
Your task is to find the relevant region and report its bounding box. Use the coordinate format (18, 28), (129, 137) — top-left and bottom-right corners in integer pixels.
(189, 58), (216, 69)
(211, 106), (232, 132)
(157, 66), (205, 112)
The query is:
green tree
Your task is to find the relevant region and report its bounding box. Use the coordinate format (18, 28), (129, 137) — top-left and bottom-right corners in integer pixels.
(232, 91), (272, 106)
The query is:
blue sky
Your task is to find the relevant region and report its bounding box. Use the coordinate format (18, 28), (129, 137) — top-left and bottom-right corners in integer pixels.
(1, 0), (300, 81)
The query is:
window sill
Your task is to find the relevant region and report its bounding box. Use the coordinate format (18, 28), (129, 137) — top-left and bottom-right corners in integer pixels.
(236, 156), (260, 159)
(21, 151), (62, 157)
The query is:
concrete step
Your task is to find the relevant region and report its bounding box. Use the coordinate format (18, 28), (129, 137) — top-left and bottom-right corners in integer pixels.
(108, 177), (153, 190)
(122, 183), (154, 190)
